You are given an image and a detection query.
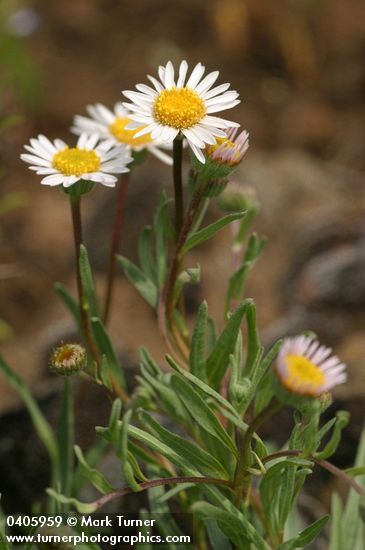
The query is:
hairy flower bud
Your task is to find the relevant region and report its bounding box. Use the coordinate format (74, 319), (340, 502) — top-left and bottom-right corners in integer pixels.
(50, 343), (86, 376)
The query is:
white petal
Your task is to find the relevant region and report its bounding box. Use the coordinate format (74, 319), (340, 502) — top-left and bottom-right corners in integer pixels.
(189, 142), (206, 163)
(195, 71), (219, 95)
(182, 128), (205, 148)
(164, 61), (175, 89)
(202, 83), (231, 100)
(21, 153), (52, 167)
(147, 75), (164, 92)
(206, 100), (240, 114)
(41, 174), (65, 186)
(186, 63), (205, 89)
(135, 84), (158, 96)
(177, 60), (188, 87)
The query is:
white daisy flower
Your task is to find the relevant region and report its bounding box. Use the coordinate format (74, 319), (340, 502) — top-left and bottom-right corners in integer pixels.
(71, 102), (172, 166)
(206, 128), (249, 166)
(275, 335), (347, 397)
(21, 133), (133, 188)
(122, 60), (240, 163)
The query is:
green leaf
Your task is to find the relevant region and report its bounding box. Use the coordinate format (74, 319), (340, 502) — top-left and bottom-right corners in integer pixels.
(170, 374), (237, 457)
(79, 244), (99, 318)
(166, 354), (239, 419)
(182, 211), (246, 254)
(54, 282), (81, 330)
(90, 317), (126, 390)
(205, 518), (233, 550)
(342, 423), (365, 548)
(138, 411), (229, 478)
(191, 502), (271, 550)
(278, 516), (329, 549)
(330, 493), (343, 550)
(189, 301), (208, 380)
(154, 193), (172, 287)
(74, 445), (114, 494)
(46, 489), (96, 514)
(138, 226), (157, 285)
(315, 411), (350, 460)
(206, 300), (251, 388)
(0, 357), (58, 464)
(117, 255), (158, 308)
(140, 366), (191, 427)
(127, 425), (197, 474)
(118, 409), (141, 492)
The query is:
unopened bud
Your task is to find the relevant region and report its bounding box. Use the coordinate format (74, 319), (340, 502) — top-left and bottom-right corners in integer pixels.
(217, 183), (257, 213)
(50, 343), (86, 376)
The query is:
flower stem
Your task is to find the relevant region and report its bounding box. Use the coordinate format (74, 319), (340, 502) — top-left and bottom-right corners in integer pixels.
(58, 377), (73, 504)
(69, 195), (100, 363)
(173, 135), (184, 237)
(103, 173), (129, 325)
(233, 400), (282, 505)
(164, 175), (207, 358)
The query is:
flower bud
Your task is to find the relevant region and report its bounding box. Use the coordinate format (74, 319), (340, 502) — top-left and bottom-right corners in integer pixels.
(217, 183), (257, 213)
(50, 343), (87, 376)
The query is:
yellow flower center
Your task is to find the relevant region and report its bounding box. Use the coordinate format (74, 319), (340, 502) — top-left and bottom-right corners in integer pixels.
(53, 147), (100, 176)
(109, 117), (152, 147)
(206, 137), (240, 164)
(284, 355), (325, 395)
(153, 87), (206, 129)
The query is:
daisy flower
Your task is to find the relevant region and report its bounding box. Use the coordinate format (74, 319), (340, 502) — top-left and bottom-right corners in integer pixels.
(122, 60), (240, 163)
(21, 133), (133, 188)
(71, 102), (172, 165)
(205, 128), (249, 166)
(275, 335), (347, 397)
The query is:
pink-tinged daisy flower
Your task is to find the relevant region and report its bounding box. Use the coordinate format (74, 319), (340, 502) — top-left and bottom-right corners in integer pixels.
(122, 60), (240, 163)
(71, 102), (172, 165)
(275, 335), (347, 397)
(205, 128), (249, 166)
(21, 133), (132, 188)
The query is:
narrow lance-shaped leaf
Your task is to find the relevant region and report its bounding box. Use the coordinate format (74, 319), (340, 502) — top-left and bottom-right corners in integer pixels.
(0, 357), (58, 464)
(154, 193), (173, 288)
(74, 445), (114, 495)
(277, 516), (329, 550)
(189, 301), (208, 381)
(118, 409), (141, 492)
(117, 255), (158, 308)
(191, 502), (271, 550)
(182, 211), (246, 254)
(170, 374), (237, 457)
(138, 411), (229, 479)
(206, 300), (252, 388)
(138, 226), (157, 285)
(90, 317), (126, 390)
(46, 489), (97, 514)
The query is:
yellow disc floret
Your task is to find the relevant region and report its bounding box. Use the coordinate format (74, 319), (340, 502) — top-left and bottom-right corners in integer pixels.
(109, 117), (152, 147)
(153, 87), (206, 129)
(53, 147), (100, 176)
(284, 355), (325, 395)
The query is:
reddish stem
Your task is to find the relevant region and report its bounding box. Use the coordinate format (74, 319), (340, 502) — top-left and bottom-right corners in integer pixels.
(103, 173), (129, 325)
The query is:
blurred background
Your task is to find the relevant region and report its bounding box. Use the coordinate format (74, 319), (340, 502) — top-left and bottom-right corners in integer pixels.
(0, 0), (365, 536)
